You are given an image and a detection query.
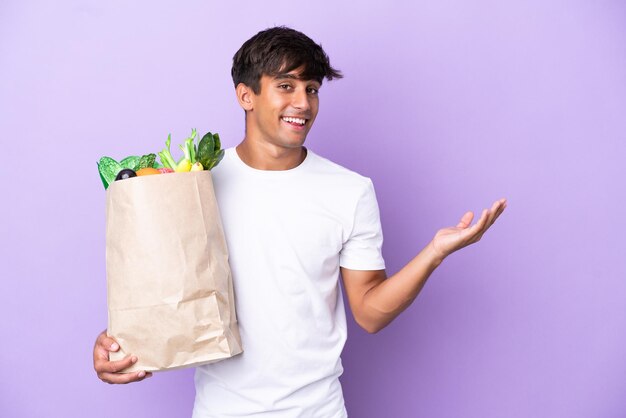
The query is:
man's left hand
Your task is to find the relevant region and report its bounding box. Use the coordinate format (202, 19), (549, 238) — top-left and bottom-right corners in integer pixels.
(430, 198), (507, 261)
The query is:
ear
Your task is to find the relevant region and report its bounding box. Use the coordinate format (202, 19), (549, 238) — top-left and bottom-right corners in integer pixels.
(235, 83), (255, 112)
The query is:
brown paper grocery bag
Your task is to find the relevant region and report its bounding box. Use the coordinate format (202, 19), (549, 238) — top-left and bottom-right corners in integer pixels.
(105, 171), (242, 373)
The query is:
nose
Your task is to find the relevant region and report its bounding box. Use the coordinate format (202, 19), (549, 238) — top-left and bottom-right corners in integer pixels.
(291, 87), (311, 112)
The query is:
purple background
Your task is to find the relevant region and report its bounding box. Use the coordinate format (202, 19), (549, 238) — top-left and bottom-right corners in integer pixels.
(1, 1), (625, 417)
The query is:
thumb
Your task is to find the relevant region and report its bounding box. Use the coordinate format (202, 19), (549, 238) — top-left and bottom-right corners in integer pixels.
(97, 331), (120, 352)
(456, 211), (474, 228)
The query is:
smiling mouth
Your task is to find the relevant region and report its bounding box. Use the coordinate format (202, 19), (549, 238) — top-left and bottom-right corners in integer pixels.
(281, 116), (307, 126)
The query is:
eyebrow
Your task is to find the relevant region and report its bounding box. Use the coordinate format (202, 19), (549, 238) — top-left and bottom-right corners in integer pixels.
(274, 73), (300, 80)
(273, 74), (321, 86)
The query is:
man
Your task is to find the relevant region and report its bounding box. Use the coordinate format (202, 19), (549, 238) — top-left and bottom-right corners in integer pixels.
(93, 26), (506, 417)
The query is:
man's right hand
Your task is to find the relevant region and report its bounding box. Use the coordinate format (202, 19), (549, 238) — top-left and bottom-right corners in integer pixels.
(93, 330), (152, 384)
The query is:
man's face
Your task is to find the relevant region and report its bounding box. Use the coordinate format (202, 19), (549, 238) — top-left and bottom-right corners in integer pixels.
(245, 68), (321, 150)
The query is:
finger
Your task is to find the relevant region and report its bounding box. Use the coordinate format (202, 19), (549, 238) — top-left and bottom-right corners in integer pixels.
(99, 370), (152, 385)
(97, 333), (120, 352)
(460, 209), (487, 242)
(471, 208), (490, 232)
(485, 200), (501, 226)
(94, 344), (110, 362)
(95, 354), (138, 374)
(93, 335), (121, 366)
(466, 199), (507, 241)
(495, 198), (507, 215)
(474, 200), (507, 240)
(456, 211), (474, 228)
(490, 200), (507, 224)
(487, 199), (507, 227)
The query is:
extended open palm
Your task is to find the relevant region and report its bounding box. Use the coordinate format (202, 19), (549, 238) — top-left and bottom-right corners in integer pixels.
(430, 198), (507, 260)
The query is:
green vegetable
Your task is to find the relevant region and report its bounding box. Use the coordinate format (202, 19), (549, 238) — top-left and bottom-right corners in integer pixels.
(99, 129), (222, 189)
(191, 142), (197, 164)
(98, 166), (109, 189)
(206, 149), (224, 170)
(196, 132), (224, 170)
(137, 153), (156, 170)
(98, 157), (124, 189)
(158, 134), (178, 170)
(196, 131), (224, 170)
(120, 156), (140, 170)
(212, 133), (221, 153)
(196, 132), (215, 170)
(179, 128), (197, 164)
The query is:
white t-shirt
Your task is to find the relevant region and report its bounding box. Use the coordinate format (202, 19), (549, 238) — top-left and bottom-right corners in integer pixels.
(192, 146), (386, 418)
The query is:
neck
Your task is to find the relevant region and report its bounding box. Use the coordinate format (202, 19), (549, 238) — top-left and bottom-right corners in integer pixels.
(235, 138), (307, 171)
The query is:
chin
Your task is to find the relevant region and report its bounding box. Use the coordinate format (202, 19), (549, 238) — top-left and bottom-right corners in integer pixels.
(279, 137), (307, 148)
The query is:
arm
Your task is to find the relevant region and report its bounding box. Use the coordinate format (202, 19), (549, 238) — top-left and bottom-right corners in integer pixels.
(341, 198), (507, 334)
(93, 330), (152, 384)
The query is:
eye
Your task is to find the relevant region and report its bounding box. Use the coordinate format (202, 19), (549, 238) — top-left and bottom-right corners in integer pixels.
(278, 84), (292, 90)
(307, 87), (319, 95)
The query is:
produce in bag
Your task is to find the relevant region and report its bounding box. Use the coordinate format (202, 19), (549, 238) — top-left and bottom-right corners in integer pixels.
(101, 129), (242, 372)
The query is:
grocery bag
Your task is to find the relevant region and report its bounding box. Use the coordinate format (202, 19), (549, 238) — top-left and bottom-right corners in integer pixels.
(105, 170), (242, 372)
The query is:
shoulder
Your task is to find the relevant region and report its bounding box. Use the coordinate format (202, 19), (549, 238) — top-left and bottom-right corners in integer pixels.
(306, 148), (373, 190)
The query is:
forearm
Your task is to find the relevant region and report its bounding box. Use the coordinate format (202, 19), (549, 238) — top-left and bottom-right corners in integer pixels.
(361, 241), (445, 332)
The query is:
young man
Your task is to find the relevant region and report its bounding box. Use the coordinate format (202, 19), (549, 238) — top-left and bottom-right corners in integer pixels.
(93, 27), (506, 417)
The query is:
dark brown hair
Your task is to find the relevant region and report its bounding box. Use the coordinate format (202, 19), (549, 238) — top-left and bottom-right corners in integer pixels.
(231, 26), (343, 94)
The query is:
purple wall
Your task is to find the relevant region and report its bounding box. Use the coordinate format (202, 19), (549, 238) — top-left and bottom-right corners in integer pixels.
(1, 1), (625, 417)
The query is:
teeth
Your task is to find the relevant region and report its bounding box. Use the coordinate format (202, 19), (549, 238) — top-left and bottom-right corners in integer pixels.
(282, 116), (306, 125)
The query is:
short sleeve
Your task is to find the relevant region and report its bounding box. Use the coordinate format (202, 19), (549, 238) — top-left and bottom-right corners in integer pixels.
(339, 179), (386, 270)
